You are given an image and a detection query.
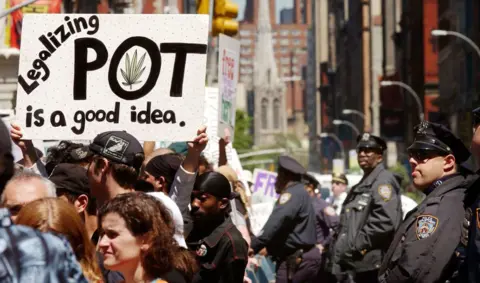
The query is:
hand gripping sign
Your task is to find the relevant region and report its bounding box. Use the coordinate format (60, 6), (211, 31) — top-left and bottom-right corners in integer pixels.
(15, 14), (209, 141)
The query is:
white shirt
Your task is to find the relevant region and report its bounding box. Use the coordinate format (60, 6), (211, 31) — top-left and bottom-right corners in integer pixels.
(148, 191), (188, 249)
(332, 192), (347, 215)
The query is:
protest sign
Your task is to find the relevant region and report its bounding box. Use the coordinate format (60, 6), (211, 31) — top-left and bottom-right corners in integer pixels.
(250, 202), (275, 236)
(202, 87), (233, 167)
(217, 34), (239, 141)
(15, 14), (209, 141)
(251, 169), (278, 204)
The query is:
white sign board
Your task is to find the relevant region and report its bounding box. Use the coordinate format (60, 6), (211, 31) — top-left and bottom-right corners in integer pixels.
(251, 169), (278, 204)
(250, 202), (275, 236)
(15, 14), (209, 141)
(202, 87), (233, 167)
(217, 34), (240, 141)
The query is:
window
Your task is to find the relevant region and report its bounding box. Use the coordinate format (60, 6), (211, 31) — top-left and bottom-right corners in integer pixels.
(280, 39), (289, 46)
(280, 30), (290, 36)
(273, 98), (280, 129)
(281, 47), (289, 54)
(240, 30), (251, 37)
(261, 98), (268, 129)
(292, 30), (301, 36)
(294, 40), (302, 46)
(240, 58), (252, 64)
(241, 47), (252, 54)
(240, 38), (252, 45)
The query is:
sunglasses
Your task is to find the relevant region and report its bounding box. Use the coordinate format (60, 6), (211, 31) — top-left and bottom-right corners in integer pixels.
(408, 149), (447, 162)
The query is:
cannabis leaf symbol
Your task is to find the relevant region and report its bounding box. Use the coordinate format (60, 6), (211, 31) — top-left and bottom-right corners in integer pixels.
(120, 50), (146, 90)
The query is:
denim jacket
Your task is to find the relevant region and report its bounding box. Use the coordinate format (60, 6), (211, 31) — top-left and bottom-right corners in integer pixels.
(0, 208), (88, 283)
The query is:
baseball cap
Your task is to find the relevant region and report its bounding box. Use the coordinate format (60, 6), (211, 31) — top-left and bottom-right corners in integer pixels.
(49, 163), (90, 195)
(69, 146), (93, 162)
(89, 131), (144, 170)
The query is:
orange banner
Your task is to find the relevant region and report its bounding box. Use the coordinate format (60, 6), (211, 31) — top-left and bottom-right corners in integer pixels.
(8, 0), (61, 49)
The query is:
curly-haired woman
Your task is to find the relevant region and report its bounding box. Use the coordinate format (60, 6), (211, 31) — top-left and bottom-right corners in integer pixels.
(97, 192), (197, 283)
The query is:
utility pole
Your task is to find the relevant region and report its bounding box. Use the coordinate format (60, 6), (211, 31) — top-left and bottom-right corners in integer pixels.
(362, 0), (372, 133)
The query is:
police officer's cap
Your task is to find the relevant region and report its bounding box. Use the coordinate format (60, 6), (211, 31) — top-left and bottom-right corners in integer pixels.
(356, 133), (387, 152)
(278, 155), (306, 176)
(408, 121), (470, 163)
(332, 173), (348, 185)
(473, 107), (480, 127)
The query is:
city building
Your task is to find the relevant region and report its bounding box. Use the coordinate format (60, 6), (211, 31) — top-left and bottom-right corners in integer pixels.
(240, 0), (312, 146)
(436, 0), (480, 144)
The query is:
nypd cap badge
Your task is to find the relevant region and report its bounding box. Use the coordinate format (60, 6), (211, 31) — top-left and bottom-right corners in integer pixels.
(279, 193), (291, 205)
(416, 215), (439, 239)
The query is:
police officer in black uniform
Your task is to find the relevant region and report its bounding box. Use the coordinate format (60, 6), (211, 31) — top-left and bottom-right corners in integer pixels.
(249, 156), (320, 283)
(378, 121), (470, 283)
(456, 107), (480, 282)
(331, 133), (402, 283)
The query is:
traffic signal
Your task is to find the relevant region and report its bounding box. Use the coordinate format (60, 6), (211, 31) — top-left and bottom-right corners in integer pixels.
(196, 0), (209, 14)
(212, 0), (239, 37)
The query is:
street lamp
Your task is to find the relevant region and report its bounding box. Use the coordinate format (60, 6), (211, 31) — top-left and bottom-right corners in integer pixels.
(342, 109), (365, 122)
(380, 81), (424, 121)
(319, 133), (346, 159)
(431, 29), (480, 59)
(333, 119), (361, 136)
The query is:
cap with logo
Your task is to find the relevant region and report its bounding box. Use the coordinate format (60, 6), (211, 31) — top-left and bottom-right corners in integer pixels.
(407, 121), (470, 163)
(356, 133), (387, 152)
(89, 131), (143, 170)
(69, 146), (93, 162)
(332, 173), (348, 185)
(49, 163), (90, 196)
(278, 155), (306, 176)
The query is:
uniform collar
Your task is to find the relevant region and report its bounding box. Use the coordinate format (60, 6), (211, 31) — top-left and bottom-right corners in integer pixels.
(424, 173), (461, 195)
(200, 217), (235, 248)
(359, 163), (385, 187)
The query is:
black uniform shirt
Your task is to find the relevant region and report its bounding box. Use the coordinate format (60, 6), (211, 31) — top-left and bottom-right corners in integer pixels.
(378, 174), (467, 283)
(187, 217), (248, 283)
(250, 182), (317, 258)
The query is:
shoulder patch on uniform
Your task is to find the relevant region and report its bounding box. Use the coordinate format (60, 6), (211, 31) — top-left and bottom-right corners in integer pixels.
(416, 215), (439, 239)
(476, 208), (480, 229)
(279, 193), (292, 205)
(324, 206), (336, 216)
(377, 184), (393, 201)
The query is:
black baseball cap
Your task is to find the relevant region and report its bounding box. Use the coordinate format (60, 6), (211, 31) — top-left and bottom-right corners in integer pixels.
(49, 163), (89, 195)
(145, 154), (183, 185)
(69, 146), (93, 162)
(89, 131), (144, 170)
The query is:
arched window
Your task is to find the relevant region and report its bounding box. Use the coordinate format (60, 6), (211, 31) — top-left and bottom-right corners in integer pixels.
(273, 98), (280, 129)
(261, 98), (268, 129)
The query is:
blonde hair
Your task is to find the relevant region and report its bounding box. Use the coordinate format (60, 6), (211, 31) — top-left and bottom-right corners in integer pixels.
(15, 198), (102, 282)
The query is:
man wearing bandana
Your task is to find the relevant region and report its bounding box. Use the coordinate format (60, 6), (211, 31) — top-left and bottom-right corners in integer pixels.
(330, 133), (402, 283)
(378, 121), (470, 283)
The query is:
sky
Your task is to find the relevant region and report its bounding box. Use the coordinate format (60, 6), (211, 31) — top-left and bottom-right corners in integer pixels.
(237, 0), (293, 22)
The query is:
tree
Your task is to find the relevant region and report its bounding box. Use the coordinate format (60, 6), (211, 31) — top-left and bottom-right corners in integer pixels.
(233, 110), (253, 151)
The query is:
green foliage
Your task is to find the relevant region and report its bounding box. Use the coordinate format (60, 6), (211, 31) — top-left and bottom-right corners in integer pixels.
(388, 162), (410, 192)
(233, 110), (253, 151)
